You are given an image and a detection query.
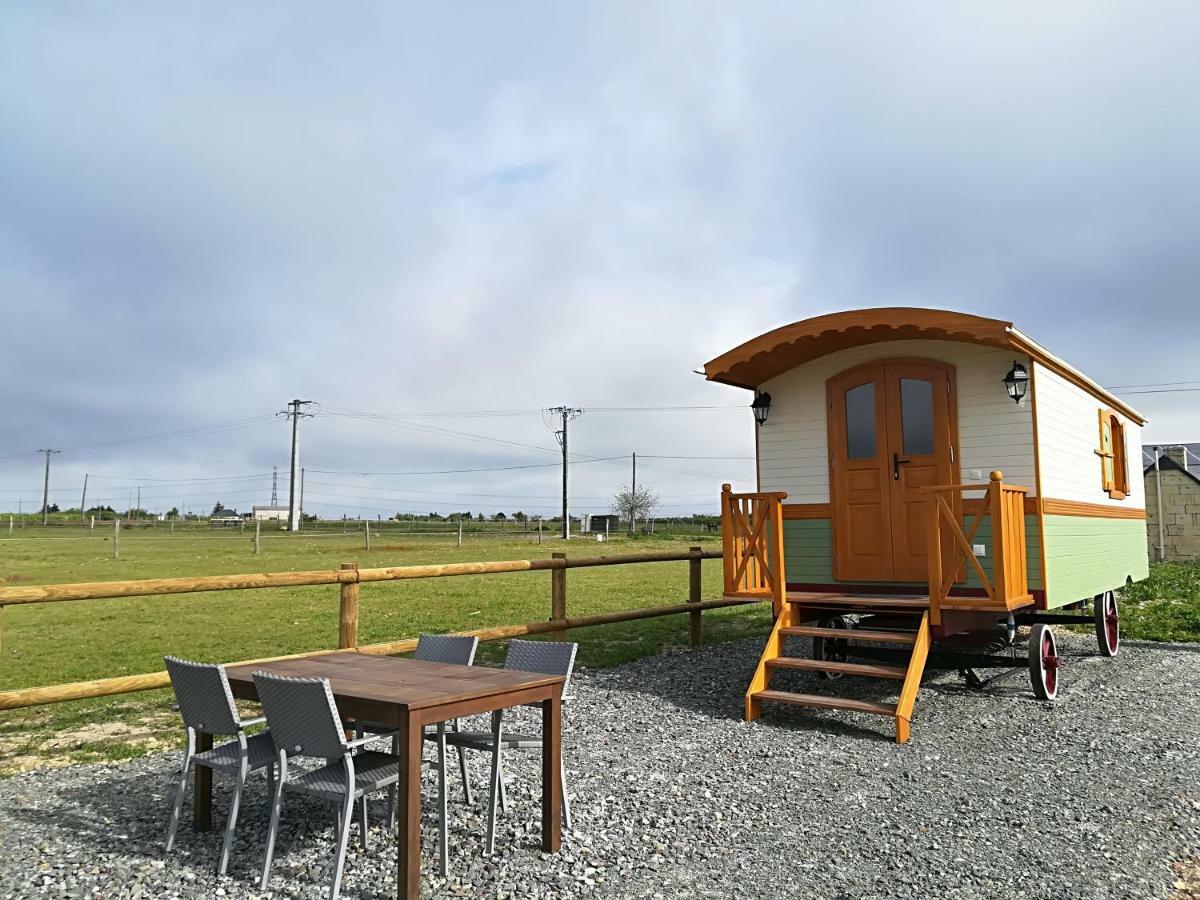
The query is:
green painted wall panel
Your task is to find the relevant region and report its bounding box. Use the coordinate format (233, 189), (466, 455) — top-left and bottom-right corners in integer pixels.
(1041, 516), (1149, 608)
(781, 514), (1043, 592)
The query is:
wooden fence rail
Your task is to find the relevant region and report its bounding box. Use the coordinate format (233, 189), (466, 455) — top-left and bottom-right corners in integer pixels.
(0, 547), (741, 712)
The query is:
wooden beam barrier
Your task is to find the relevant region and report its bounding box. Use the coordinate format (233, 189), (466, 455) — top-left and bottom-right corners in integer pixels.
(338, 562), (359, 649)
(550, 552), (567, 642)
(0, 597), (759, 711)
(688, 546), (703, 647)
(0, 551), (722, 607)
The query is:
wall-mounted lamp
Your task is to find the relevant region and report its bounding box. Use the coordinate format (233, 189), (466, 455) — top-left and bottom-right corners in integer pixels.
(1002, 362), (1029, 405)
(751, 391), (772, 426)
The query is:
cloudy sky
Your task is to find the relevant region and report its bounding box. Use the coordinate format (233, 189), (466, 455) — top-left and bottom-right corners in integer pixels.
(1, 3), (1197, 519)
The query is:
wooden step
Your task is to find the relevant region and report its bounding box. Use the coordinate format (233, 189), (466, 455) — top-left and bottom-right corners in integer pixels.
(782, 625), (917, 644)
(752, 689), (897, 717)
(786, 591), (929, 610)
(766, 657), (907, 679)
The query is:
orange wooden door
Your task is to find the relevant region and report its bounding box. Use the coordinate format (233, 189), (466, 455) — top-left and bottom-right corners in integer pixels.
(882, 363), (957, 581)
(829, 361), (957, 582)
(828, 365), (894, 581)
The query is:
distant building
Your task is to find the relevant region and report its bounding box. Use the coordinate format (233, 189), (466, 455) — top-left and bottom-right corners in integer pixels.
(1145, 447), (1200, 561)
(252, 505), (290, 522)
(586, 514), (620, 534)
(210, 509), (243, 528)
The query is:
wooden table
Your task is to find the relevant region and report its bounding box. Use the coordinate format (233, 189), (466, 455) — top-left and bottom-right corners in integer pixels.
(207, 651), (564, 899)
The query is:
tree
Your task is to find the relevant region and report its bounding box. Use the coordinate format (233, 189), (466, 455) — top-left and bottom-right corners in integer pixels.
(512, 511), (527, 522)
(211, 501), (229, 517)
(166, 506), (180, 519)
(494, 512), (507, 521)
(612, 484), (659, 533)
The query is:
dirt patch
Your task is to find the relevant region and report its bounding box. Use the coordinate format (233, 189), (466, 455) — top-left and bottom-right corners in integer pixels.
(0, 711), (178, 776)
(1173, 858), (1200, 898)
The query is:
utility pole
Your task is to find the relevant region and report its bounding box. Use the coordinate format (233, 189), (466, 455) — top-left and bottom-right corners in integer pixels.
(278, 399), (314, 532)
(299, 467), (305, 530)
(271, 467), (279, 506)
(631, 451), (637, 534)
(136, 486), (141, 519)
(38, 449), (59, 525)
(80, 473), (88, 520)
(547, 407), (583, 539)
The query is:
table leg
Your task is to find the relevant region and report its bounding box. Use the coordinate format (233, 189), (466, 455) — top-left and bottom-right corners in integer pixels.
(541, 691), (561, 852)
(194, 732), (213, 831)
(396, 711), (422, 899)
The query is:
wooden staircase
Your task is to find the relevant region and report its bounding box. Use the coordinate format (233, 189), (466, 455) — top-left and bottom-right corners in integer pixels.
(745, 599), (931, 744)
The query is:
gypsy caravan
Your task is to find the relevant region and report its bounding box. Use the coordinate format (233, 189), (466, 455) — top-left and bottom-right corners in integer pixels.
(705, 308), (1148, 742)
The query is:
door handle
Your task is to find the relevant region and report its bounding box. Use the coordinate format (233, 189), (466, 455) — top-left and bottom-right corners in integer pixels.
(892, 453), (910, 480)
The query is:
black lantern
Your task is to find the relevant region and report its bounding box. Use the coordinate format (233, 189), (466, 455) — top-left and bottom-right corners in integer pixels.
(751, 391), (772, 426)
(1002, 362), (1029, 404)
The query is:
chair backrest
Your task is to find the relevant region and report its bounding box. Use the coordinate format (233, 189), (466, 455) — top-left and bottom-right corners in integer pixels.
(414, 633), (479, 666)
(252, 671), (348, 759)
(504, 639), (578, 698)
(164, 656), (242, 735)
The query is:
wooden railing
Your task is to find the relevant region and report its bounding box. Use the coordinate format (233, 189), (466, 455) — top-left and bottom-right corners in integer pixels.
(720, 484), (788, 615)
(924, 470), (1031, 626)
(0, 548), (748, 712)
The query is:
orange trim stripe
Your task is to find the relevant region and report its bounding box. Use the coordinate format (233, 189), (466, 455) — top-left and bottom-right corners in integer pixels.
(781, 497), (1146, 521)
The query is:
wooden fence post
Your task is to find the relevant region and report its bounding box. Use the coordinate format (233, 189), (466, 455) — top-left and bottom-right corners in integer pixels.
(688, 546), (703, 647)
(364, 520), (371, 551)
(458, 519), (463, 547)
(113, 518), (120, 559)
(0, 579), (6, 658)
(339, 562), (360, 649)
(254, 519), (261, 556)
(550, 552), (567, 641)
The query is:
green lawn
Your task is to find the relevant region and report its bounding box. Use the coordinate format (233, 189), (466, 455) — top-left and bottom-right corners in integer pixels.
(1120, 561), (1200, 643)
(0, 529), (770, 773)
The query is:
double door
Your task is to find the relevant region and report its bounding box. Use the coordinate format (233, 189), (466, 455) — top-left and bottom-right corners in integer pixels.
(828, 360), (957, 582)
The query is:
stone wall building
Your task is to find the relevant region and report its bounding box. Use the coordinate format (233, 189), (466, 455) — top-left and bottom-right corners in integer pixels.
(1144, 447), (1200, 562)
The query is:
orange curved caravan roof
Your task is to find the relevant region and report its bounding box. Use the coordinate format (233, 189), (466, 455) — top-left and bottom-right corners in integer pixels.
(703, 307), (1146, 424)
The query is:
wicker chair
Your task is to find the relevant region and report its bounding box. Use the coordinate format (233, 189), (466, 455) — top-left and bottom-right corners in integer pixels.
(253, 671), (400, 900)
(354, 633), (480, 875)
(163, 655), (275, 876)
(439, 639), (578, 854)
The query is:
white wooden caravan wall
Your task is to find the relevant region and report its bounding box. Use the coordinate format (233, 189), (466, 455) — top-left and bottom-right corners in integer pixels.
(757, 339), (1037, 500)
(1032, 363), (1145, 509)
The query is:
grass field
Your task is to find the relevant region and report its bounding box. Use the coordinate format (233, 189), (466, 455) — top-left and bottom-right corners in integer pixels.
(2, 527), (1196, 776)
(0, 529), (769, 774)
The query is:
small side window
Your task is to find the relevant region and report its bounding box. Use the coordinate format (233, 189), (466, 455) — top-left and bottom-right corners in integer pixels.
(1095, 409), (1129, 500)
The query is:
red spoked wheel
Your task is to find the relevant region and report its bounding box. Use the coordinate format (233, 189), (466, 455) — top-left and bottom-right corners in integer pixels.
(813, 616), (850, 679)
(1094, 590), (1120, 657)
(1029, 623), (1059, 701)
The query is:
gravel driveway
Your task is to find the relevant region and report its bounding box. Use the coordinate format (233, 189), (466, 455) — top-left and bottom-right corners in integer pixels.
(2, 631), (1198, 899)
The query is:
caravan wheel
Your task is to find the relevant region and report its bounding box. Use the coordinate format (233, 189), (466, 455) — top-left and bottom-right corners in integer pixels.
(1029, 624), (1059, 701)
(813, 616), (850, 679)
(1094, 590), (1120, 657)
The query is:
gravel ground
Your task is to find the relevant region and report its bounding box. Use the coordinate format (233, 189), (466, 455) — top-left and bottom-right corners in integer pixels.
(2, 630), (1198, 899)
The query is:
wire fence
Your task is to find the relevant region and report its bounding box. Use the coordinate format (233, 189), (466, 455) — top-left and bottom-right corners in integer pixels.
(0, 515), (721, 551)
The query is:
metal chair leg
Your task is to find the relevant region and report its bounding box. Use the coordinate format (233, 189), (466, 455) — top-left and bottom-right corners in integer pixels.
(485, 712), (504, 855)
(452, 719), (472, 805)
(437, 722), (449, 877)
(259, 753), (287, 891)
(218, 760), (248, 875)
(560, 756), (572, 832)
(498, 771), (508, 813)
(358, 795), (370, 850)
(328, 758), (357, 900)
(164, 727), (195, 852)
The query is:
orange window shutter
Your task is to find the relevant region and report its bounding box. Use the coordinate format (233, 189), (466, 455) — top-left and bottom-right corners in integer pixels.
(1096, 409), (1114, 491)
